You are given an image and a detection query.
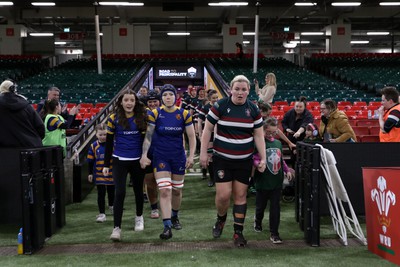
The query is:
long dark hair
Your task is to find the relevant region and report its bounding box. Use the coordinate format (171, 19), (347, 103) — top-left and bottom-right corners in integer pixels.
(114, 89), (147, 131)
(41, 99), (59, 120)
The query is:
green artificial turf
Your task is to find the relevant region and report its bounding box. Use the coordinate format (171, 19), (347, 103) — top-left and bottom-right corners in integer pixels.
(0, 247), (396, 267)
(2, 172), (392, 267)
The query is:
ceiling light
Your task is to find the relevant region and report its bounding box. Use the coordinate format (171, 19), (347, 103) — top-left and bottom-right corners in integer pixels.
(243, 41), (250, 44)
(208, 2), (248, 6)
(98, 2), (144, 6)
(294, 2), (317, 6)
(54, 41), (67, 45)
(31, 2), (55, 6)
(0, 1), (13, 5)
(290, 40), (310, 44)
(367, 32), (390, 35)
(350, 40), (369, 44)
(379, 2), (400, 5)
(301, 32), (324, 35)
(331, 2), (361, 6)
(29, 33), (54, 37)
(243, 32), (255, 35)
(167, 32), (190, 36)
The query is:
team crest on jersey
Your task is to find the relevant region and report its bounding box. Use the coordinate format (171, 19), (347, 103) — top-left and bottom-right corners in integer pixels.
(176, 114), (181, 120)
(159, 163), (166, 169)
(266, 148), (282, 175)
(245, 108), (251, 117)
(217, 170), (225, 179)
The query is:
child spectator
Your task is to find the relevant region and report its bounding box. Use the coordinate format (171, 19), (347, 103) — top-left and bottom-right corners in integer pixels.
(42, 99), (69, 156)
(303, 123), (322, 143)
(253, 117), (293, 244)
(87, 123), (115, 223)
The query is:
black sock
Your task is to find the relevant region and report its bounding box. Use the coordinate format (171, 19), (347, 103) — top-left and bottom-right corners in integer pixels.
(217, 213), (227, 222)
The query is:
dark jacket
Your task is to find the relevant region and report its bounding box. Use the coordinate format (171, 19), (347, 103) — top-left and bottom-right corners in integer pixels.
(281, 108), (314, 143)
(0, 92), (45, 148)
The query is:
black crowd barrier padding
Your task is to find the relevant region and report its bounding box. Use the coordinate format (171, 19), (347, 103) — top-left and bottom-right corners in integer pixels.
(0, 146), (65, 254)
(319, 142), (400, 216)
(295, 142), (321, 247)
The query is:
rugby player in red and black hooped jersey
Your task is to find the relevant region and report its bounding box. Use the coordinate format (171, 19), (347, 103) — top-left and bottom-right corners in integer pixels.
(200, 75), (267, 247)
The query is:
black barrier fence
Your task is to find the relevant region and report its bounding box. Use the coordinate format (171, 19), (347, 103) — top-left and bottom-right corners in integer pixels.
(296, 141), (400, 246)
(0, 146), (65, 254)
(295, 142), (321, 247)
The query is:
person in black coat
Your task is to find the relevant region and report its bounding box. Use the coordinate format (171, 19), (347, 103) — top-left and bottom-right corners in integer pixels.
(281, 96), (314, 144)
(0, 80), (44, 148)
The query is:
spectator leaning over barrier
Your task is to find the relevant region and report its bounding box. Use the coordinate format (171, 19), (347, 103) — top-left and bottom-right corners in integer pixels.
(378, 86), (400, 142)
(319, 99), (357, 143)
(0, 79), (44, 148)
(281, 96), (314, 144)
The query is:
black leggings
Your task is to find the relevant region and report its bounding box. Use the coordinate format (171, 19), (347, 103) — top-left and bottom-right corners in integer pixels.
(255, 188), (281, 236)
(97, 184), (115, 214)
(112, 157), (145, 228)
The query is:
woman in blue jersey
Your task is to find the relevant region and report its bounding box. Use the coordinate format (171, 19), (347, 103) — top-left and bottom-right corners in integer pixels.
(140, 84), (196, 240)
(200, 75), (267, 247)
(103, 89), (147, 242)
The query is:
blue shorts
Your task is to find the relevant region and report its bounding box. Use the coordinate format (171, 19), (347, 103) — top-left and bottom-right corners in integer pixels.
(153, 154), (186, 175)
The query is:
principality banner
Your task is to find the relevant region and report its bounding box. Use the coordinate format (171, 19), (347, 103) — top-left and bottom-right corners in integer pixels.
(362, 168), (400, 266)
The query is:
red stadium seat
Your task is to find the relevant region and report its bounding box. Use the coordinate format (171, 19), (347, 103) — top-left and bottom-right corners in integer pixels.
(95, 102), (108, 108)
(357, 120), (379, 127)
(352, 126), (370, 136)
(80, 103), (94, 109)
(353, 101), (367, 107)
(282, 106), (292, 112)
(274, 101), (288, 106)
(369, 126), (380, 135)
(360, 135), (380, 142)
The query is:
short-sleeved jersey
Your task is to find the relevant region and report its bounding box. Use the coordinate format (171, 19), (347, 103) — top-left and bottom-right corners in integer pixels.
(106, 113), (143, 160)
(148, 106), (192, 158)
(206, 97), (263, 160)
(198, 102), (212, 122)
(87, 140), (114, 185)
(182, 95), (198, 113)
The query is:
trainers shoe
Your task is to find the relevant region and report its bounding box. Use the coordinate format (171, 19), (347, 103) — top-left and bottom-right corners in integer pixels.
(212, 219), (225, 238)
(143, 193), (149, 203)
(254, 219), (262, 232)
(109, 206), (113, 215)
(270, 234), (283, 244)
(96, 213), (106, 223)
(134, 215), (144, 231)
(110, 227), (121, 241)
(207, 181), (215, 187)
(171, 216), (182, 230)
(233, 231), (247, 247)
(159, 227), (172, 240)
(150, 209), (160, 219)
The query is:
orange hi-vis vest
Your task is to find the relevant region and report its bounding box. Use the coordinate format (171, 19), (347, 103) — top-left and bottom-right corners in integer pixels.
(379, 104), (400, 142)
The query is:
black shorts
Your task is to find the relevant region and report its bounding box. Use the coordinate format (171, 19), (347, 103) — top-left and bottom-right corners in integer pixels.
(212, 155), (252, 185)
